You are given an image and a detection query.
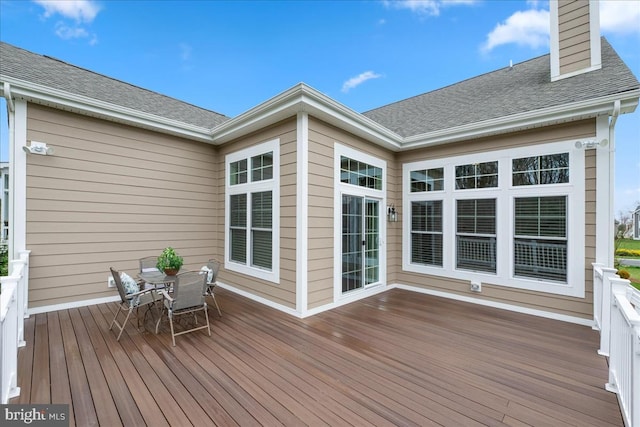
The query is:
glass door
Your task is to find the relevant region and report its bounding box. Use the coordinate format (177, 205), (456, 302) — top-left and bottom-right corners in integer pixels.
(342, 195), (380, 293)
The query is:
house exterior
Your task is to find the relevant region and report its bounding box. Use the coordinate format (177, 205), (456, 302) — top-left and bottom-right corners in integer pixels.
(1, 0), (638, 325)
(634, 205), (640, 240)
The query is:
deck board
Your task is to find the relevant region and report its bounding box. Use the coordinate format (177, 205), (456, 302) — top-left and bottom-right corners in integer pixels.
(13, 288), (623, 426)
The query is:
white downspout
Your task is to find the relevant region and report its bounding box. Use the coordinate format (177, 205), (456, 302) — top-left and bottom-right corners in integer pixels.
(608, 100), (620, 266)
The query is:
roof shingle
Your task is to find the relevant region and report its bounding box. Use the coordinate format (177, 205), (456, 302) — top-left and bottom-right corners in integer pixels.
(362, 38), (639, 138)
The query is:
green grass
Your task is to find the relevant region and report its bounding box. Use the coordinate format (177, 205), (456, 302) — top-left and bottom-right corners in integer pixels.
(615, 240), (640, 285)
(616, 238), (640, 252)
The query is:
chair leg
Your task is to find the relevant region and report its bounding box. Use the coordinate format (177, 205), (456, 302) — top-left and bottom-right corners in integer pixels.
(155, 306), (165, 334)
(169, 313), (176, 347)
(204, 306), (211, 337)
(115, 308), (133, 341)
(211, 294), (222, 318)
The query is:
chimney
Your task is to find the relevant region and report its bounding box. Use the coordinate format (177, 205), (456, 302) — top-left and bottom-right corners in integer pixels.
(549, 0), (602, 81)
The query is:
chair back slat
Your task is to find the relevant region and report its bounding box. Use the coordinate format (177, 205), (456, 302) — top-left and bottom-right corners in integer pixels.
(110, 267), (128, 303)
(206, 259), (220, 284)
(172, 271), (206, 311)
(139, 256), (160, 273)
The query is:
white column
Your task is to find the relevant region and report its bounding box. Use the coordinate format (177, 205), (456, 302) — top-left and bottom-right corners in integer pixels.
(296, 112), (309, 317)
(10, 100), (27, 263)
(595, 115), (612, 265)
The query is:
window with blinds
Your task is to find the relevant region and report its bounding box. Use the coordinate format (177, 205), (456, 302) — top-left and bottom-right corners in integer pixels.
(411, 200), (443, 266)
(514, 196), (567, 282)
(227, 141), (277, 279)
(456, 199), (497, 273)
(251, 191), (273, 269)
(229, 194), (247, 264)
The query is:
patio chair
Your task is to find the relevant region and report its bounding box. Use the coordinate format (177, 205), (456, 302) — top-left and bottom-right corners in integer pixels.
(139, 255), (165, 291)
(202, 259), (222, 318)
(155, 271), (211, 346)
(109, 267), (160, 341)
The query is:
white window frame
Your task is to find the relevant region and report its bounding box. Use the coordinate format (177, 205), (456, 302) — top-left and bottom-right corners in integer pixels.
(225, 139), (280, 283)
(402, 140), (585, 297)
(333, 143), (387, 303)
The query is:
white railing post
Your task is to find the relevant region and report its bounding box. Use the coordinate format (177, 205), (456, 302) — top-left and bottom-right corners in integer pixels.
(598, 266), (619, 356)
(10, 253), (28, 347)
(593, 263), (604, 331)
(0, 281), (21, 403)
(0, 250), (28, 404)
(605, 278), (640, 427)
(18, 250), (30, 319)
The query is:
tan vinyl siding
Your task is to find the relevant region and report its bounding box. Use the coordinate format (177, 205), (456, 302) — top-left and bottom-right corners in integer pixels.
(396, 120), (597, 320)
(307, 116), (399, 310)
(25, 104), (218, 308)
(558, 0), (592, 75)
(214, 119), (298, 309)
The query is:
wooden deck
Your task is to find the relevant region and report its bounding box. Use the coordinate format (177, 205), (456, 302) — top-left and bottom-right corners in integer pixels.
(12, 288), (622, 426)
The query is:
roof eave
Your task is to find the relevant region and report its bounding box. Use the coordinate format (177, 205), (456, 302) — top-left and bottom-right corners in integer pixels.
(0, 77), (214, 143)
(211, 83), (403, 150)
(401, 90), (640, 150)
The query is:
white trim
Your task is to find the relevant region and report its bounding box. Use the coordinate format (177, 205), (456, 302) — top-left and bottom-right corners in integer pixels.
(550, 0), (560, 81)
(589, 0), (602, 71)
(10, 100), (27, 263)
(2, 78), (637, 153)
(402, 141), (585, 298)
(27, 295), (120, 315)
(0, 77), (213, 143)
(333, 143), (387, 303)
(296, 112), (309, 315)
(551, 65), (603, 83)
(393, 283), (594, 327)
(595, 115), (612, 264)
(217, 281), (301, 318)
(224, 139), (280, 283)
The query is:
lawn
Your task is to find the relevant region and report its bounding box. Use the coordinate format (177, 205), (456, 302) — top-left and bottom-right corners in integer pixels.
(615, 239), (640, 290)
(616, 238), (640, 253)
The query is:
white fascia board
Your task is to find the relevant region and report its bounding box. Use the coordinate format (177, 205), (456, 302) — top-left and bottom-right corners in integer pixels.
(0, 76), (214, 143)
(212, 83), (402, 150)
(402, 91), (640, 149)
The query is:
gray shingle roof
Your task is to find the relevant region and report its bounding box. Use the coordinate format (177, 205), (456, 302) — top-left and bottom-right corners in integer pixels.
(0, 42), (230, 129)
(362, 38), (639, 138)
(1, 38), (638, 139)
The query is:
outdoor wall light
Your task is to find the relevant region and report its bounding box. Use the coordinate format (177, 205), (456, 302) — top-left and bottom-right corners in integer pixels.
(23, 141), (54, 155)
(387, 204), (397, 222)
(574, 139), (608, 149)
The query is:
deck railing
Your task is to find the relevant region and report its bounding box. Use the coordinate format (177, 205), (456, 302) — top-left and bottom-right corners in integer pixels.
(0, 250), (29, 404)
(593, 263), (640, 427)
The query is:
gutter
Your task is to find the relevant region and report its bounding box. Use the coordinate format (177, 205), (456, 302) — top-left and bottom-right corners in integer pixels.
(1, 82), (15, 112)
(607, 100), (621, 265)
(0, 76), (215, 143)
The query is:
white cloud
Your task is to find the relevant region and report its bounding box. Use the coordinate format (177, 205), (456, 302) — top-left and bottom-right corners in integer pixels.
(383, 0), (476, 17)
(34, 0), (101, 23)
(54, 22), (89, 39)
(342, 71), (383, 93)
(600, 0), (640, 35)
(481, 9), (549, 53)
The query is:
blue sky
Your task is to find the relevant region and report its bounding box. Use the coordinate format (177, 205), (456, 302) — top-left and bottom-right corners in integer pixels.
(1, 0), (639, 214)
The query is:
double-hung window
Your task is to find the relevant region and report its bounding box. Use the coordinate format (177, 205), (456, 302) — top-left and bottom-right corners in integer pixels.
(403, 141), (584, 297)
(456, 198), (497, 273)
(226, 139), (279, 283)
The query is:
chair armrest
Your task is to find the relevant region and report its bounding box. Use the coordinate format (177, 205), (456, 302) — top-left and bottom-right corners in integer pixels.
(128, 287), (155, 298)
(160, 290), (174, 303)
